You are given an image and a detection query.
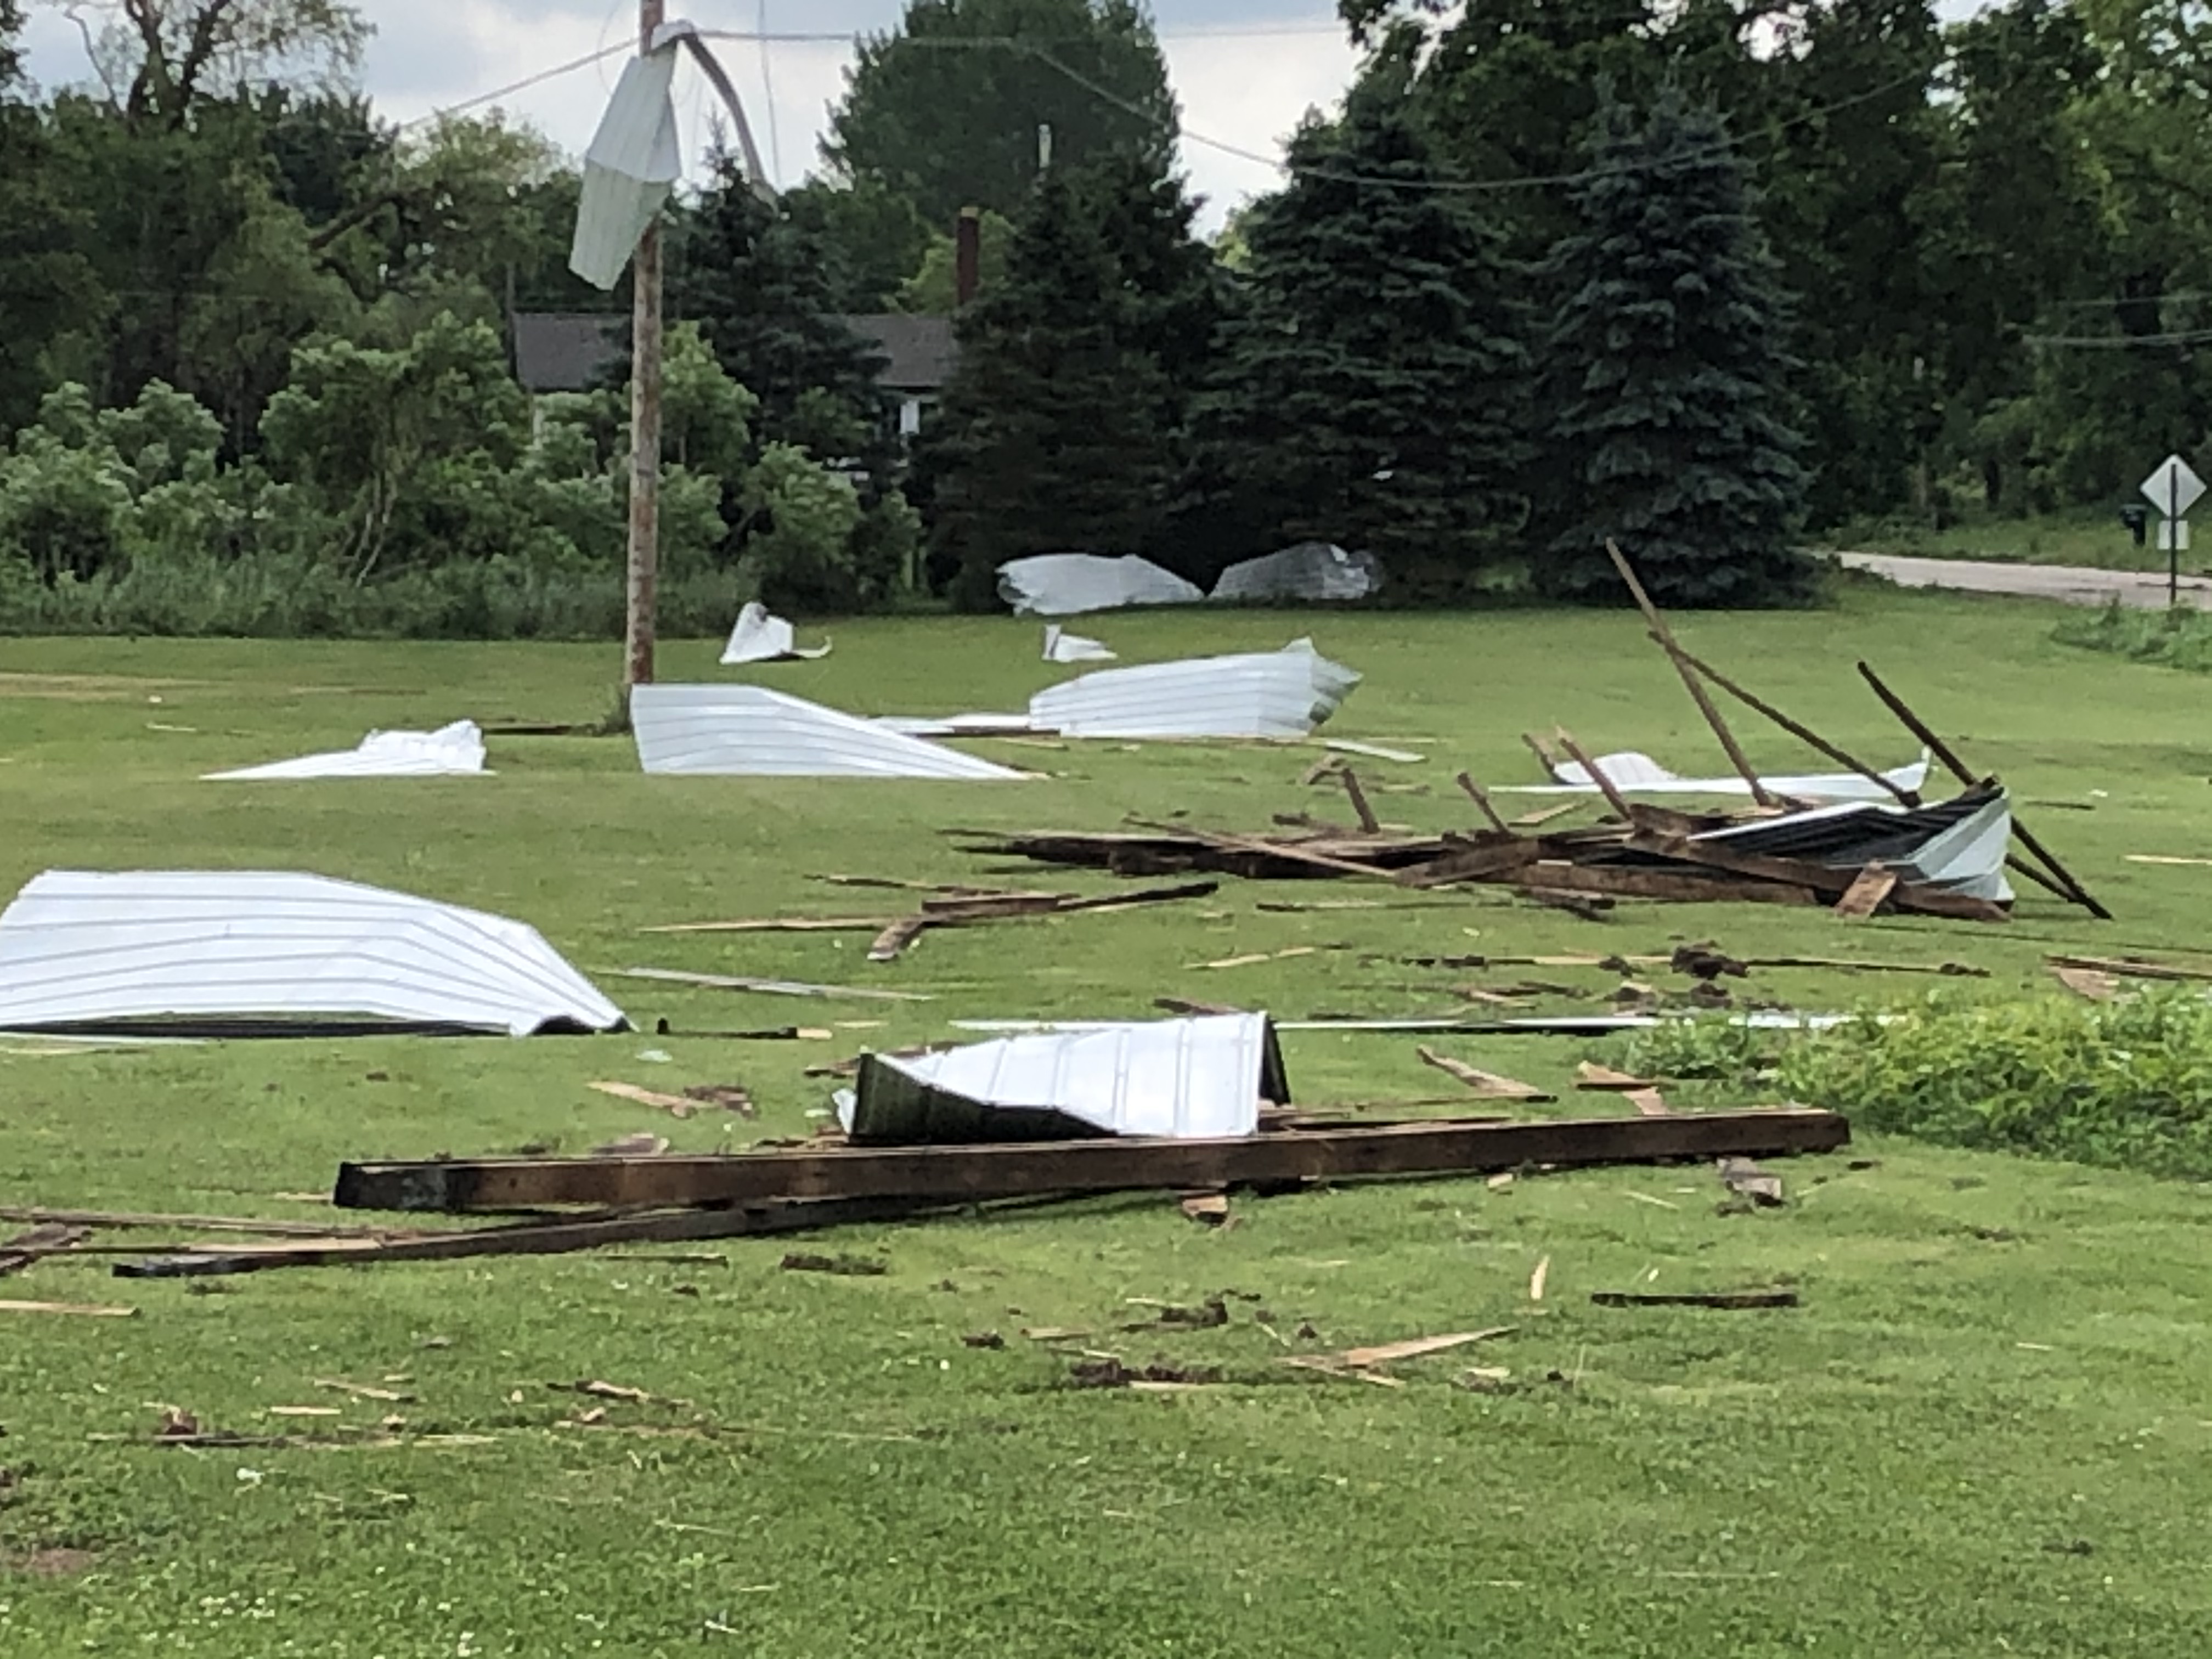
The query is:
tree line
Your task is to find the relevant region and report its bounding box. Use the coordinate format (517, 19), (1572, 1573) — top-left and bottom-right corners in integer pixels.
(0, 0), (2204, 633)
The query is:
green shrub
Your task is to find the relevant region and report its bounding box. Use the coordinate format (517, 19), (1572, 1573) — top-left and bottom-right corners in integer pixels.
(1619, 989), (2212, 1180)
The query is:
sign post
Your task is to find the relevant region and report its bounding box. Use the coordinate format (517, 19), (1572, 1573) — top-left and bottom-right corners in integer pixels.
(2141, 453), (2206, 607)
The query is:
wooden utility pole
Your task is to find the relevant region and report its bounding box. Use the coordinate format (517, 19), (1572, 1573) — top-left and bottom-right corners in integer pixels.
(624, 0), (666, 694)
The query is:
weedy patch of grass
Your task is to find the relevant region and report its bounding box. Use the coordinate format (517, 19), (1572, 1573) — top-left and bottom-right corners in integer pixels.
(8, 588), (2212, 1656)
(1627, 989), (2212, 1181)
(2055, 600), (2212, 673)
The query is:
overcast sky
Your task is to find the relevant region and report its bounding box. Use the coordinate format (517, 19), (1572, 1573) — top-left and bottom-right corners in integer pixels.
(17, 2), (1362, 232)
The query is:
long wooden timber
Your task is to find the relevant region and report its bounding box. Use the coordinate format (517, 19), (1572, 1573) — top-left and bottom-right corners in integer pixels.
(114, 1197), (928, 1278)
(334, 1109), (1850, 1215)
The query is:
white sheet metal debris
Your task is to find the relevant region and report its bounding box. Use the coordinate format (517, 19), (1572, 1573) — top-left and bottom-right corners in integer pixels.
(873, 713), (1038, 738)
(569, 22), (771, 290)
(997, 554), (1204, 617)
(567, 36), (683, 289)
(1499, 749), (1933, 800)
(630, 685), (1027, 780)
(1692, 786), (2015, 901)
(204, 720), (487, 781)
(720, 602), (831, 665)
(0, 871), (626, 1037)
(1211, 542), (1385, 603)
(1043, 624), (1116, 663)
(838, 1013), (1284, 1143)
(1028, 638), (1360, 739)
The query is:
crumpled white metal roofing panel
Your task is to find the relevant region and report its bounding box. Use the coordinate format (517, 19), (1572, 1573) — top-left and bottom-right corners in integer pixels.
(1043, 624), (1115, 662)
(1496, 749), (1933, 801)
(205, 720), (488, 780)
(720, 602), (831, 664)
(997, 554), (1204, 617)
(1028, 637), (1361, 738)
(631, 684), (1026, 779)
(843, 1013), (1277, 1140)
(0, 871), (627, 1036)
(1211, 542), (1385, 603)
(568, 41), (683, 290)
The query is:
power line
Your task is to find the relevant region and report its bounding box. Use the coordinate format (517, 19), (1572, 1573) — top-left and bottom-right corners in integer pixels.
(2025, 327), (2212, 348)
(758, 0), (783, 184)
(397, 42), (632, 129)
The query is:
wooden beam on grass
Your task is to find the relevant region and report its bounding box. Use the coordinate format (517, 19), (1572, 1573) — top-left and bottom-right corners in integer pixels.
(1854, 661), (2110, 919)
(114, 1198), (933, 1279)
(1606, 539), (1779, 806)
(334, 1108), (1852, 1214)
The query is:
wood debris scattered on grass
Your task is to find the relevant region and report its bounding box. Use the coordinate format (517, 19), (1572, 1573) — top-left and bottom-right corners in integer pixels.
(1333, 1328), (1515, 1368)
(588, 1081), (699, 1117)
(1590, 1289), (1798, 1309)
(0, 1298), (137, 1317)
(1067, 1358), (1222, 1390)
(2050, 964), (2119, 1001)
(1415, 1046), (1553, 1101)
(315, 1378), (413, 1403)
(617, 968), (933, 1002)
(2127, 854), (2212, 867)
(1178, 1193), (1233, 1227)
(681, 1084), (755, 1117)
(1624, 1088), (1671, 1117)
(1576, 1062), (1655, 1091)
(1716, 1156), (1786, 1208)
(778, 1251), (888, 1277)
(0, 1223), (89, 1277)
(1528, 1256), (1551, 1302)
(2047, 952), (2212, 985)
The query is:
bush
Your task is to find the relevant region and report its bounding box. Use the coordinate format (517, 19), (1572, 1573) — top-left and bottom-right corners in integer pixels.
(1618, 989), (2212, 1180)
(2053, 601), (2212, 673)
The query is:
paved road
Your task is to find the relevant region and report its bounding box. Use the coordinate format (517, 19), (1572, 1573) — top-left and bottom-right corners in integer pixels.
(1833, 551), (2212, 610)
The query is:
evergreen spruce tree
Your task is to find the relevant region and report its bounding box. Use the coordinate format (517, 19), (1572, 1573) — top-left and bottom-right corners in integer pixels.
(1537, 85), (1810, 605)
(670, 150), (889, 453)
(1192, 79), (1534, 595)
(920, 162), (1207, 606)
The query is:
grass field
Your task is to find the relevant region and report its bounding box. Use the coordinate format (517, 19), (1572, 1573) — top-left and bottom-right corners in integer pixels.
(5, 589), (2212, 1657)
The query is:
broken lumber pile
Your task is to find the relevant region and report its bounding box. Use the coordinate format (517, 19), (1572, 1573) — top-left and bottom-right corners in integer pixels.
(956, 794), (2013, 923)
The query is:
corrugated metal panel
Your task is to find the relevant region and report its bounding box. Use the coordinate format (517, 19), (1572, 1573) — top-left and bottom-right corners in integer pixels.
(1211, 543), (1385, 603)
(997, 554), (1204, 617)
(1028, 638), (1361, 739)
(0, 871), (627, 1037)
(631, 685), (1027, 779)
(1693, 786), (2013, 900)
(568, 43), (682, 290)
(840, 1013), (1284, 1143)
(1497, 749), (1933, 800)
(720, 603), (830, 665)
(205, 721), (486, 781)
(1043, 625), (1115, 662)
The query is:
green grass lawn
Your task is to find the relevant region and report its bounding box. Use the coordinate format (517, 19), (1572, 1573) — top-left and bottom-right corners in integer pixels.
(5, 590), (2212, 1657)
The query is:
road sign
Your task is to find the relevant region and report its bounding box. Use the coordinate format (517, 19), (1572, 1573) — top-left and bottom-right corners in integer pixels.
(2160, 520), (2192, 552)
(2142, 454), (2206, 518)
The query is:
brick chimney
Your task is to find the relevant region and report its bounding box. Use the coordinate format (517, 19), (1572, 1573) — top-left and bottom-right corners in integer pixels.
(955, 207), (981, 309)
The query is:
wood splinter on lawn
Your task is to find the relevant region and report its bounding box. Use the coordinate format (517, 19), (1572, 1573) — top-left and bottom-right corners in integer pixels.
(1591, 1289), (1798, 1309)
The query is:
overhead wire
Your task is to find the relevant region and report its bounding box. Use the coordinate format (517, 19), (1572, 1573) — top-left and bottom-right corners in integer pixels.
(388, 19), (1953, 201)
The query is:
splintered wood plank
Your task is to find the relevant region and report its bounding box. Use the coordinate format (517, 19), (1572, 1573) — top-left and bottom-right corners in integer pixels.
(1833, 865), (1898, 919)
(1414, 1046), (1554, 1101)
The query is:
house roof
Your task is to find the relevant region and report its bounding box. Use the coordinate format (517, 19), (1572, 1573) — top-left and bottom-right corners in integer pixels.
(509, 311), (959, 395)
(842, 314), (958, 392)
(511, 312), (624, 394)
